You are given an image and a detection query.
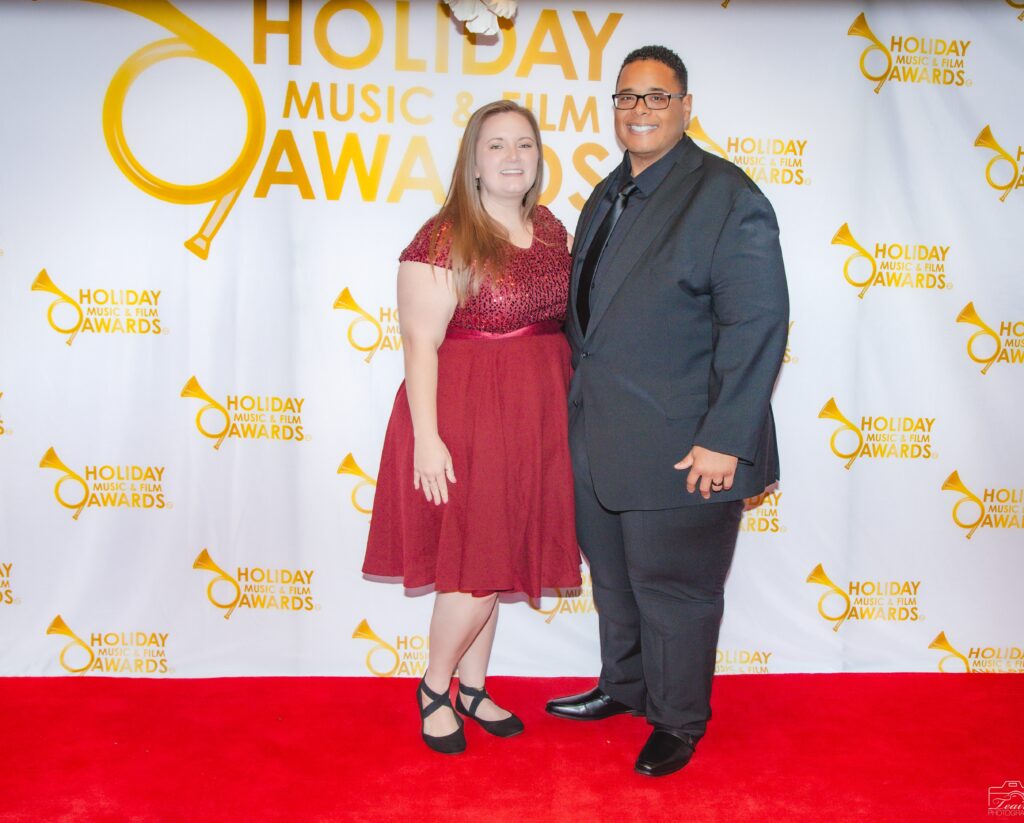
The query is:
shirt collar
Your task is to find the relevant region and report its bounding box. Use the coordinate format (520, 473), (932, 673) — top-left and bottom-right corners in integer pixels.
(617, 136), (689, 197)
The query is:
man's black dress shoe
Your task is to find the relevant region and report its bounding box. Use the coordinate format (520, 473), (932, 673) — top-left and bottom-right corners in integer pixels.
(634, 729), (696, 777)
(545, 686), (641, 721)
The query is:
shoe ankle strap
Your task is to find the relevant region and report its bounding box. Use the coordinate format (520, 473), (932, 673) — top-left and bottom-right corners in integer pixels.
(458, 682), (489, 713)
(419, 679), (453, 718)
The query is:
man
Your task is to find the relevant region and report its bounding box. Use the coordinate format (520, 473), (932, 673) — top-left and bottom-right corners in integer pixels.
(546, 45), (789, 777)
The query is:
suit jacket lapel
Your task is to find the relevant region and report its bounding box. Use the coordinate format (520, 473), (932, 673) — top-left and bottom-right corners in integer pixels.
(570, 172), (618, 337)
(585, 141), (705, 339)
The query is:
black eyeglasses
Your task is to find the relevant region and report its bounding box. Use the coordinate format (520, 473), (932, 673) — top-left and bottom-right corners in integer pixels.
(612, 93), (686, 110)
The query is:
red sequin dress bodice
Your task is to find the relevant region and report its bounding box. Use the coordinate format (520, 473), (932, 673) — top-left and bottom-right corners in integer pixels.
(399, 205), (570, 334)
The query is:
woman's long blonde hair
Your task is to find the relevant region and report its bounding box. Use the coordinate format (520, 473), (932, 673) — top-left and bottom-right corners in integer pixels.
(429, 100), (544, 303)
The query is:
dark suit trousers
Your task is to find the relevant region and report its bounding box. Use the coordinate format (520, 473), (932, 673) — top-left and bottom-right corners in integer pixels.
(570, 411), (743, 739)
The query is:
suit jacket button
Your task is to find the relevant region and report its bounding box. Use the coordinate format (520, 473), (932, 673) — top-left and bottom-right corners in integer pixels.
(581, 351), (590, 358)
(572, 400), (580, 408)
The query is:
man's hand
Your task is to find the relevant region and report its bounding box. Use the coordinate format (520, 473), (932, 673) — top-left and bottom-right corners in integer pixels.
(674, 446), (739, 500)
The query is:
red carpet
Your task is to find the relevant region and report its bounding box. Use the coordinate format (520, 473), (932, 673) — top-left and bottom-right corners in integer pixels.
(2, 674), (1021, 822)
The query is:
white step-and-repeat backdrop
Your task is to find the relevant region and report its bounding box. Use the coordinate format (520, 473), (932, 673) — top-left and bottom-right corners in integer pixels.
(1, 0), (1021, 678)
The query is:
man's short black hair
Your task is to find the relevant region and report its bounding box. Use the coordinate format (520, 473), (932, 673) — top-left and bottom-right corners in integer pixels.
(618, 45), (688, 95)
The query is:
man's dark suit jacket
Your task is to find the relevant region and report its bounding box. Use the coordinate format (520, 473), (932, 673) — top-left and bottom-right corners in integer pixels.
(567, 135), (789, 511)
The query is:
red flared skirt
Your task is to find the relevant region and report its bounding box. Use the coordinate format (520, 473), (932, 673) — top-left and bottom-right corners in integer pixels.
(363, 321), (581, 597)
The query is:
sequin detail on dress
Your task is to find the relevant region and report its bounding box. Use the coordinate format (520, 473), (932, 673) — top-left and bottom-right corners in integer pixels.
(399, 205), (569, 335)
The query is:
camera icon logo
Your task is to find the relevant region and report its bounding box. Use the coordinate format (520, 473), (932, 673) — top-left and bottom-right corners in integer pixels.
(989, 780), (1024, 814)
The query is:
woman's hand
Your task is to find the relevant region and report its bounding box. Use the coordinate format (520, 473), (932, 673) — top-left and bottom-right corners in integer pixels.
(414, 435), (456, 505)
(397, 259), (458, 507)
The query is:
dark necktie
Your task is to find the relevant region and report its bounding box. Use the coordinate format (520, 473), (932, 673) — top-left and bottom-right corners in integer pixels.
(576, 180), (639, 334)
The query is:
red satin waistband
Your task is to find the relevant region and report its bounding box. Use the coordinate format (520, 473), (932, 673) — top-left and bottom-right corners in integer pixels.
(444, 319), (563, 340)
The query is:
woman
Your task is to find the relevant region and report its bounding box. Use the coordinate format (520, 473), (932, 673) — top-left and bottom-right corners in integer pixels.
(363, 100), (580, 754)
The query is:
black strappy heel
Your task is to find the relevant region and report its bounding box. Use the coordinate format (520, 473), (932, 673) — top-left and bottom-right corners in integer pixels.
(455, 683), (524, 738)
(417, 678), (466, 754)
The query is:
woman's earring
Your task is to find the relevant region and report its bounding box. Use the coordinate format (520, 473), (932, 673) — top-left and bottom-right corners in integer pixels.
(475, 177), (480, 191)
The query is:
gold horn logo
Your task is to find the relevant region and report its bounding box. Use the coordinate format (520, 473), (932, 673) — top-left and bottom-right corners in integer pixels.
(1007, 0), (1024, 22)
(39, 447), (89, 520)
(31, 269), (84, 345)
(848, 12), (892, 94)
(928, 630), (970, 673)
(47, 614), (95, 674)
(955, 302), (1002, 374)
(338, 453), (376, 515)
(334, 288), (385, 363)
(686, 117), (729, 160)
(975, 125), (1020, 202)
(941, 470), (985, 539)
(818, 398), (864, 470)
(528, 594), (558, 622)
(529, 590), (565, 624)
(193, 548), (241, 618)
(86, 0), (266, 259)
(530, 576), (590, 623)
(529, 583), (588, 624)
(831, 223), (877, 299)
(352, 618), (400, 677)
(806, 563), (852, 632)
(181, 376), (230, 449)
